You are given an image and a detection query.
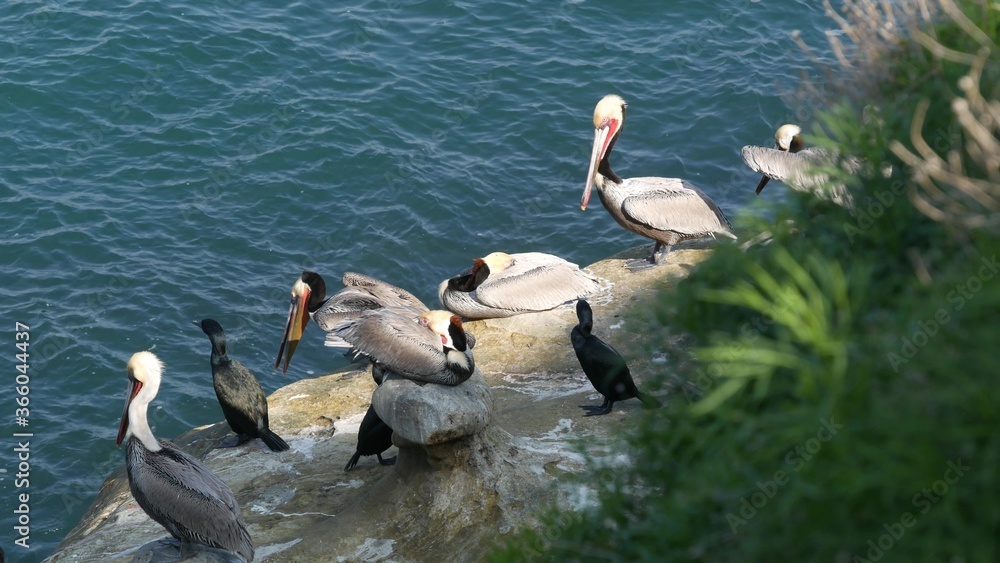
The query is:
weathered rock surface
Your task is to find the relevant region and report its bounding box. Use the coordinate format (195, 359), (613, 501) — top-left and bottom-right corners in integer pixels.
(374, 369), (493, 446)
(47, 244), (714, 562)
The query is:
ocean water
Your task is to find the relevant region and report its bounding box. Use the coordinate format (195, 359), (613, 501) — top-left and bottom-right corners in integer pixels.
(0, 0), (838, 558)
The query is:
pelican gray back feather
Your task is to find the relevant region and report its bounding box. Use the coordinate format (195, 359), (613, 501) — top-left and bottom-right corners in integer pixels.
(316, 272), (428, 346)
(616, 177), (736, 238)
(440, 252), (602, 319)
(125, 437), (254, 562)
(313, 272), (428, 331)
(331, 308), (475, 385)
(741, 145), (856, 207)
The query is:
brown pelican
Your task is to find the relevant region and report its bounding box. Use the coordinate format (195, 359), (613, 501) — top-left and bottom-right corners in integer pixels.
(331, 309), (475, 385)
(275, 270), (427, 373)
(741, 123), (856, 206)
(196, 319), (289, 452)
(117, 351), (254, 562)
(582, 94), (736, 271)
(439, 251), (601, 319)
(571, 300), (659, 416)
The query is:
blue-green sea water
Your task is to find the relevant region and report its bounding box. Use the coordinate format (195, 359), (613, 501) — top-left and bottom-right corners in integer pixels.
(1, 0), (840, 558)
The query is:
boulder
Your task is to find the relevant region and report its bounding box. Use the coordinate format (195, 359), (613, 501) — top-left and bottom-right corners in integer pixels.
(373, 369), (493, 446)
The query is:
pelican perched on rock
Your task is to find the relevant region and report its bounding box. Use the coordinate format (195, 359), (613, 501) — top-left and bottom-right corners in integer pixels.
(439, 251), (601, 319)
(571, 300), (659, 416)
(741, 123), (856, 207)
(582, 94), (735, 271)
(331, 309), (475, 385)
(275, 271), (427, 373)
(196, 319), (289, 452)
(117, 351), (254, 562)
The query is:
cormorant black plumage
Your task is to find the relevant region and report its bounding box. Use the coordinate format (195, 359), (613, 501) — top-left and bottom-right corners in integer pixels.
(196, 319), (290, 451)
(344, 404), (395, 471)
(571, 300), (659, 416)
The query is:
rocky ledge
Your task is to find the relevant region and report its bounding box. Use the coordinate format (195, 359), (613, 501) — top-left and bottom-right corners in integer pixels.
(47, 245), (714, 562)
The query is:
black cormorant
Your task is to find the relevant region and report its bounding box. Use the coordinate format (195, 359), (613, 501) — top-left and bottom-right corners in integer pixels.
(344, 404), (395, 471)
(571, 300), (659, 415)
(196, 319), (289, 451)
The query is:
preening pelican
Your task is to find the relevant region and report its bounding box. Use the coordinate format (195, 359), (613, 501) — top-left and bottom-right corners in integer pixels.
(117, 351), (254, 562)
(196, 319), (289, 452)
(571, 300), (658, 416)
(582, 94), (735, 271)
(331, 309), (475, 385)
(439, 251), (601, 319)
(741, 123), (856, 207)
(275, 271), (427, 373)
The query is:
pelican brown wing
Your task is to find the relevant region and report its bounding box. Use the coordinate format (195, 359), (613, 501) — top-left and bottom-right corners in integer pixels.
(741, 145), (856, 206)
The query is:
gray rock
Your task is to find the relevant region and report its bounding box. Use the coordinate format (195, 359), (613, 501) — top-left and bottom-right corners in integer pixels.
(374, 368), (493, 446)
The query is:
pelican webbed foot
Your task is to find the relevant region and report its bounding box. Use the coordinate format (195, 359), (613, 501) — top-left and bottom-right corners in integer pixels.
(377, 454), (397, 466)
(625, 258), (658, 272)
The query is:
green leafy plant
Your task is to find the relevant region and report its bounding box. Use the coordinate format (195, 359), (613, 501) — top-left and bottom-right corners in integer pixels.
(691, 248), (852, 414)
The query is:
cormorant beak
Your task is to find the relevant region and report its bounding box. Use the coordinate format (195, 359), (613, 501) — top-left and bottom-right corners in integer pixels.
(275, 278), (311, 373)
(116, 378), (141, 447)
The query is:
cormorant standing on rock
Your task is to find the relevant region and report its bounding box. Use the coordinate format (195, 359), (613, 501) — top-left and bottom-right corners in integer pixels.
(196, 319), (289, 452)
(571, 300), (659, 416)
(345, 404), (395, 471)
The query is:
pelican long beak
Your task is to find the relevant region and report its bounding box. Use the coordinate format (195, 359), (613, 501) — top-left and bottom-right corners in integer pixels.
(582, 121), (618, 210)
(116, 378), (141, 447)
(275, 278), (311, 373)
(754, 175), (770, 195)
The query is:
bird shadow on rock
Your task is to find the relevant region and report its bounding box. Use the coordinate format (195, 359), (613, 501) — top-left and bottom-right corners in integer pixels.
(287, 425), (553, 561)
(128, 537), (245, 562)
